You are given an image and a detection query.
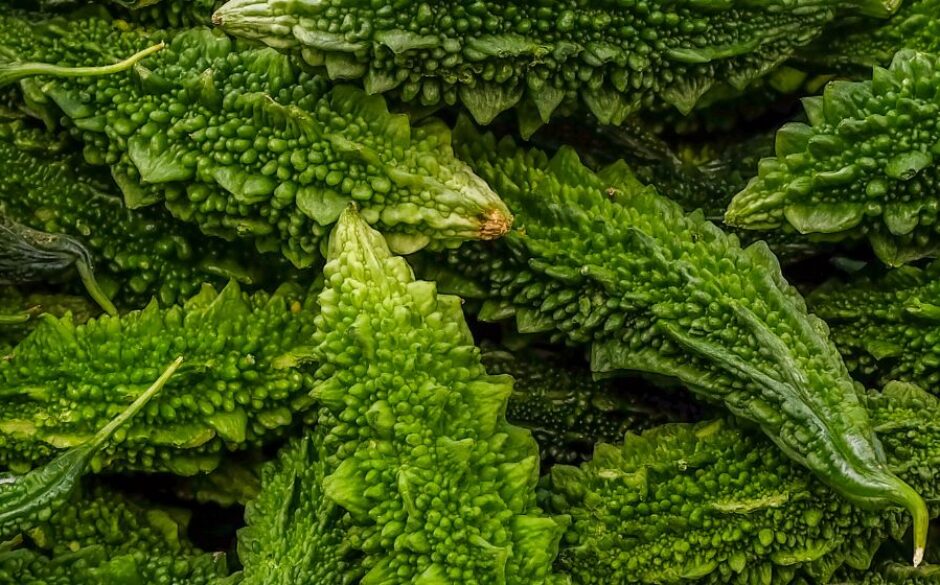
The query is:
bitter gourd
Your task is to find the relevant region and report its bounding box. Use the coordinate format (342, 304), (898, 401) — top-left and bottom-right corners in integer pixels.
(0, 11), (511, 268)
(0, 280), (319, 475)
(0, 218), (117, 315)
(0, 482), (229, 585)
(484, 348), (701, 465)
(832, 563), (940, 584)
(238, 208), (568, 584)
(0, 286), (99, 348)
(799, 0), (940, 74)
(0, 357), (177, 541)
(425, 117), (929, 562)
(0, 119), (297, 306)
(808, 260), (940, 393)
(544, 381), (940, 584)
(725, 49), (940, 266)
(214, 0), (892, 131)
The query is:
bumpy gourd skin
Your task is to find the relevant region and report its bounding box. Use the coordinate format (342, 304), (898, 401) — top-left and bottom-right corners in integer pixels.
(0, 120), (299, 306)
(0, 483), (228, 585)
(808, 261), (940, 393)
(799, 0), (940, 73)
(0, 286), (99, 347)
(831, 563), (940, 584)
(484, 349), (701, 466)
(0, 12), (510, 269)
(236, 433), (363, 585)
(429, 117), (928, 557)
(0, 280), (319, 475)
(212, 0), (879, 130)
(726, 50), (940, 266)
(544, 381), (940, 585)
(242, 208), (568, 584)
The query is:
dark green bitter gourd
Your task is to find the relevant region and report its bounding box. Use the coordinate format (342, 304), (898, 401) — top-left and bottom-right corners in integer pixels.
(726, 50), (940, 266)
(544, 381), (940, 584)
(808, 260), (940, 393)
(422, 117), (929, 563)
(0, 482), (229, 585)
(484, 348), (701, 465)
(0, 218), (117, 316)
(214, 0), (896, 134)
(0, 357), (179, 541)
(0, 11), (512, 268)
(0, 119), (299, 306)
(0, 280), (320, 476)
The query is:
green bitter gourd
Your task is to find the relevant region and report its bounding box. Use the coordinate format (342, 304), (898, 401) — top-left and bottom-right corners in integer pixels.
(420, 117), (929, 562)
(0, 11), (511, 268)
(0, 119), (300, 306)
(0, 482), (228, 585)
(236, 208), (569, 584)
(544, 381), (940, 584)
(214, 0), (894, 132)
(725, 50), (940, 266)
(808, 260), (940, 393)
(0, 279), (319, 476)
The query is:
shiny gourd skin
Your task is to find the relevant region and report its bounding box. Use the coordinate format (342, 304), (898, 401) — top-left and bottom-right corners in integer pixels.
(427, 117), (928, 558)
(0, 11), (510, 269)
(808, 261), (940, 393)
(0, 483), (229, 585)
(484, 349), (701, 466)
(544, 382), (940, 585)
(0, 280), (319, 475)
(240, 209), (569, 585)
(213, 0), (887, 132)
(726, 50), (940, 266)
(0, 120), (299, 306)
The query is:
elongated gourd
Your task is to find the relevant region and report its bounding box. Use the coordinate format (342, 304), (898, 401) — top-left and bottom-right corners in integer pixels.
(0, 286), (99, 349)
(0, 357), (178, 541)
(832, 563), (940, 584)
(0, 119), (298, 306)
(0, 280), (319, 475)
(0, 219), (117, 315)
(544, 381), (940, 584)
(424, 117), (928, 562)
(214, 0), (891, 132)
(0, 11), (511, 268)
(725, 50), (940, 266)
(1, 483), (228, 585)
(484, 348), (702, 465)
(237, 208), (568, 584)
(808, 261), (940, 393)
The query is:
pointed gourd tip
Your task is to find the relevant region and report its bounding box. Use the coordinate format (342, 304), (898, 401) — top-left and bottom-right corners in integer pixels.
(915, 546), (925, 567)
(212, 11), (223, 26)
(479, 209), (512, 240)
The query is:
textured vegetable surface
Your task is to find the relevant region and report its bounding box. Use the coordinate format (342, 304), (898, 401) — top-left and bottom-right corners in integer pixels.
(544, 381), (940, 584)
(0, 280), (319, 475)
(0, 11), (510, 268)
(808, 261), (940, 393)
(0, 119), (299, 306)
(485, 348), (701, 465)
(0, 483), (229, 585)
(0, 286), (98, 348)
(427, 118), (928, 560)
(0, 357), (177, 541)
(239, 208), (568, 584)
(726, 50), (940, 266)
(832, 563), (940, 584)
(799, 0), (940, 73)
(213, 0), (876, 130)
(0, 218), (117, 315)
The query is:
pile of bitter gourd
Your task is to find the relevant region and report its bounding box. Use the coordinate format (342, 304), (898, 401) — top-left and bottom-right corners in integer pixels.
(0, 0), (938, 583)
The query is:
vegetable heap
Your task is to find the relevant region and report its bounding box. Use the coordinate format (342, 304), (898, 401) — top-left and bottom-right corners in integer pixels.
(0, 1), (938, 584)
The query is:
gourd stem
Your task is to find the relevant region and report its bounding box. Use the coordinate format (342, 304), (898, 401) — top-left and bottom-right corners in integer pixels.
(75, 259), (118, 317)
(0, 42), (164, 87)
(88, 356), (183, 451)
